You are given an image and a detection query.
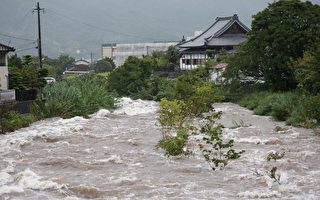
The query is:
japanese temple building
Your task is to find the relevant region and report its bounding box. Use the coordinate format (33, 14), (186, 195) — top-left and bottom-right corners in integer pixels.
(178, 14), (250, 70)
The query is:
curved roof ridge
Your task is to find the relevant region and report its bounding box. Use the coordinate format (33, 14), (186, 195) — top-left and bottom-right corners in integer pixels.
(188, 14), (236, 42)
(0, 43), (15, 52)
(178, 14), (249, 48)
(214, 18), (251, 38)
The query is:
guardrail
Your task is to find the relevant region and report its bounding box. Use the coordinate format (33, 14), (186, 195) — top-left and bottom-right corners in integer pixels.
(0, 90), (16, 103)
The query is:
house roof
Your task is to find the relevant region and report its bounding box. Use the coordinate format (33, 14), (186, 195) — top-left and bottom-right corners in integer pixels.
(0, 43), (15, 52)
(74, 59), (90, 66)
(179, 14), (250, 48)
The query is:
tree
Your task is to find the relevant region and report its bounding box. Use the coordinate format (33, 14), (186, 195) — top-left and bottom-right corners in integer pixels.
(151, 46), (180, 71)
(43, 54), (75, 78)
(166, 46), (180, 70)
(8, 54), (22, 68)
(93, 57), (115, 73)
(224, 0), (320, 91)
(9, 55), (48, 92)
(293, 42), (320, 94)
(107, 56), (155, 98)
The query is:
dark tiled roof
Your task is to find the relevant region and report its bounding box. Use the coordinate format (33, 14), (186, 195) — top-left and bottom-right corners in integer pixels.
(206, 34), (247, 46)
(0, 43), (15, 52)
(179, 14), (250, 48)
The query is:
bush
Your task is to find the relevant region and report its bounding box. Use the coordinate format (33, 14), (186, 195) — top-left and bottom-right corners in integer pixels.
(32, 74), (116, 119)
(157, 127), (189, 156)
(107, 56), (154, 99)
(150, 77), (176, 101)
(234, 90), (320, 127)
(238, 92), (268, 110)
(159, 99), (189, 131)
(251, 93), (299, 121)
(303, 95), (320, 123)
(188, 82), (224, 116)
(1, 112), (35, 133)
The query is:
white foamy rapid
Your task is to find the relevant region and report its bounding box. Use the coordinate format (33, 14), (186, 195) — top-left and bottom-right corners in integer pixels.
(113, 97), (158, 116)
(0, 100), (319, 199)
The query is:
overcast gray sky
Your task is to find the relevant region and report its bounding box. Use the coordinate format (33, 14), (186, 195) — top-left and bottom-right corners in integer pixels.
(0, 0), (319, 58)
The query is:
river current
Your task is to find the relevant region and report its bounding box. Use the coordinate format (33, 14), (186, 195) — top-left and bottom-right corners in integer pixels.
(0, 98), (319, 199)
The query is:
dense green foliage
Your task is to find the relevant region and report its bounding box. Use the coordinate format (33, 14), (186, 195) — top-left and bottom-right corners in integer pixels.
(107, 56), (154, 98)
(236, 91), (320, 127)
(224, 0), (320, 91)
(0, 111), (35, 133)
(0, 103), (35, 133)
(107, 46), (180, 100)
(159, 99), (189, 131)
(42, 54), (75, 78)
(157, 68), (226, 158)
(293, 43), (320, 94)
(9, 54), (75, 80)
(9, 55), (48, 91)
(93, 57), (115, 73)
(158, 127), (190, 156)
(221, 0), (320, 129)
(32, 74), (116, 119)
(174, 67), (224, 116)
(151, 46), (180, 71)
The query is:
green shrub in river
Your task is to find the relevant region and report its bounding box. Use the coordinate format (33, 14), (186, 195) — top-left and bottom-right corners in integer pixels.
(197, 112), (244, 170)
(157, 126), (191, 157)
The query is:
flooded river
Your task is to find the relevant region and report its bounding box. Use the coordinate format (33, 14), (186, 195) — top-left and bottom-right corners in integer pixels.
(0, 98), (319, 199)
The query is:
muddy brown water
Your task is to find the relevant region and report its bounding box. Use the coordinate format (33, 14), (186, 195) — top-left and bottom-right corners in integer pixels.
(0, 98), (319, 199)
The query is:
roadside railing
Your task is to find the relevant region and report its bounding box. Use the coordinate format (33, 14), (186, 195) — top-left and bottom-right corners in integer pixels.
(0, 90), (15, 103)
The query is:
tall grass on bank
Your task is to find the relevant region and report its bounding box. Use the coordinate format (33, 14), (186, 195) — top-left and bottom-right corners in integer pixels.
(1, 112), (35, 133)
(237, 91), (320, 127)
(32, 74), (117, 119)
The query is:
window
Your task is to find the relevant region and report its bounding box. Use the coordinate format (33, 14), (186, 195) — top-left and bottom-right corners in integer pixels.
(0, 53), (6, 66)
(192, 59), (199, 65)
(200, 59), (205, 65)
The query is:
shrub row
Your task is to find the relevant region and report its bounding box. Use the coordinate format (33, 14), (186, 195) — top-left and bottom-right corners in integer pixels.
(237, 91), (320, 127)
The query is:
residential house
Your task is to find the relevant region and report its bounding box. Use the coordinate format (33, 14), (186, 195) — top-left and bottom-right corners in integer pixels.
(178, 14), (250, 71)
(0, 43), (15, 102)
(63, 59), (94, 78)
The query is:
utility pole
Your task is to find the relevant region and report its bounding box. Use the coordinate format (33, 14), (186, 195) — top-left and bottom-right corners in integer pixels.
(33, 2), (44, 69)
(90, 52), (94, 64)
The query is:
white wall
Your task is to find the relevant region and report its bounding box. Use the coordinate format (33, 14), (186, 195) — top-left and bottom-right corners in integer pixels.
(0, 53), (8, 90)
(114, 42), (178, 67)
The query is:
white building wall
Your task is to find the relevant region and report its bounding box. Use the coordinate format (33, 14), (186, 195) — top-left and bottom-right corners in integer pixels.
(0, 53), (9, 90)
(114, 42), (178, 67)
(102, 46), (116, 59)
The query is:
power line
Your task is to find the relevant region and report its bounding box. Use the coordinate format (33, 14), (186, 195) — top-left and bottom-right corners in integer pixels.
(9, 9), (33, 37)
(0, 32), (35, 42)
(46, 8), (159, 41)
(15, 46), (36, 53)
(15, 41), (37, 49)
